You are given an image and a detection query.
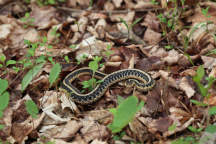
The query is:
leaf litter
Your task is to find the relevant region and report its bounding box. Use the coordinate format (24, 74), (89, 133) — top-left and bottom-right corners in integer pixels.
(1, 0), (216, 143)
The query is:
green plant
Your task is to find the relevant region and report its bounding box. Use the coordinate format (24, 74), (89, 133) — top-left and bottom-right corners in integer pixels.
(36, 0), (65, 6)
(165, 45), (174, 50)
(192, 65), (216, 97)
(21, 62), (45, 91)
(171, 136), (197, 144)
(120, 17), (143, 38)
(69, 44), (77, 49)
(64, 56), (70, 63)
(0, 79), (10, 129)
(20, 12), (35, 28)
(89, 0), (93, 8)
(108, 96), (144, 133)
(151, 0), (159, 5)
(25, 100), (39, 118)
(81, 56), (103, 91)
(188, 126), (203, 133)
(183, 65), (216, 142)
(112, 131), (126, 140)
(49, 63), (61, 87)
(104, 44), (114, 58)
(201, 7), (211, 18)
(50, 27), (61, 43)
(76, 54), (87, 65)
(168, 123), (177, 131)
(0, 54), (18, 74)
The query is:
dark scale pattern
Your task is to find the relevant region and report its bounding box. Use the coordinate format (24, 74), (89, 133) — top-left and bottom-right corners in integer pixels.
(62, 68), (155, 104)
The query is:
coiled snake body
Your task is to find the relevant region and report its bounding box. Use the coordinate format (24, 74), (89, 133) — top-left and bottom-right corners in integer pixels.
(61, 67), (155, 104)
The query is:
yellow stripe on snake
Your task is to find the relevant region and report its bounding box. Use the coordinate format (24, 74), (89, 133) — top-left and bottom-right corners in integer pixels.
(61, 67), (155, 104)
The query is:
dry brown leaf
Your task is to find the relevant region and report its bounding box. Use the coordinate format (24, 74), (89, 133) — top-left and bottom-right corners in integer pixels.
(90, 139), (107, 144)
(134, 1), (157, 9)
(179, 77), (195, 98)
(163, 107), (194, 137)
(47, 24), (61, 43)
(0, 24), (12, 39)
(162, 49), (180, 65)
(148, 117), (173, 134)
(11, 113), (45, 143)
(67, 0), (77, 7)
(0, 107), (13, 141)
(110, 11), (135, 23)
(159, 70), (179, 89)
(41, 91), (70, 122)
(60, 92), (80, 113)
(141, 12), (160, 32)
(112, 0), (123, 8)
(0, 0), (10, 5)
(75, 36), (114, 62)
(76, 0), (90, 6)
(83, 110), (112, 125)
(0, 15), (40, 48)
(180, 68), (197, 77)
(70, 17), (88, 33)
(54, 120), (82, 140)
(88, 13), (107, 20)
(80, 119), (109, 143)
(143, 28), (161, 44)
(202, 56), (216, 69)
(128, 117), (149, 143)
(187, 3), (216, 25)
(149, 46), (168, 58)
(31, 5), (58, 29)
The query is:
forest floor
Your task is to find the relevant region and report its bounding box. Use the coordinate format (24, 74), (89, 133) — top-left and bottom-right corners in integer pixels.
(1, 0), (216, 144)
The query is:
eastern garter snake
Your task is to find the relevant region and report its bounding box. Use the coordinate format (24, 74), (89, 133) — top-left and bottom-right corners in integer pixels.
(61, 67), (155, 104)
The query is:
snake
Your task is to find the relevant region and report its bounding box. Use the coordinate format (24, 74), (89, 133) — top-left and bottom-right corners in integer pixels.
(61, 67), (155, 104)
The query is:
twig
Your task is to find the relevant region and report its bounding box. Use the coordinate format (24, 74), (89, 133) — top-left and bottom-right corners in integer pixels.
(56, 7), (164, 14)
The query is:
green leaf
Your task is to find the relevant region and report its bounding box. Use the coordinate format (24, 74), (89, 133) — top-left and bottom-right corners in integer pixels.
(0, 92), (10, 112)
(64, 56), (70, 63)
(117, 96), (125, 105)
(48, 57), (54, 65)
(190, 99), (208, 107)
(12, 66), (20, 73)
(89, 61), (98, 73)
(108, 96), (144, 133)
(188, 126), (203, 133)
(82, 78), (97, 91)
(6, 60), (16, 66)
(199, 84), (208, 97)
(209, 106), (216, 115)
(165, 45), (173, 50)
(0, 79), (8, 95)
(69, 44), (77, 49)
(205, 125), (216, 133)
(0, 54), (6, 63)
(193, 65), (204, 83)
(23, 61), (33, 68)
(0, 124), (4, 129)
(36, 55), (46, 64)
(168, 123), (176, 131)
(130, 17), (142, 29)
(25, 100), (38, 118)
(49, 63), (61, 87)
(48, 45), (53, 49)
(42, 36), (47, 43)
(21, 63), (45, 91)
(120, 18), (129, 30)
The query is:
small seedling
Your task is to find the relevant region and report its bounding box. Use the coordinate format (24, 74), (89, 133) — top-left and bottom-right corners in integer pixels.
(20, 12), (35, 28)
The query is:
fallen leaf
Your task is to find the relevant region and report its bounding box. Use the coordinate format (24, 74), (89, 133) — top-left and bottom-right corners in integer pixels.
(179, 77), (195, 98)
